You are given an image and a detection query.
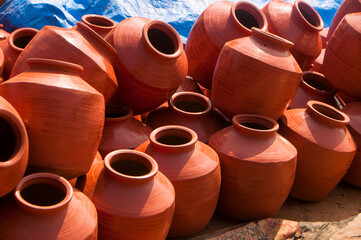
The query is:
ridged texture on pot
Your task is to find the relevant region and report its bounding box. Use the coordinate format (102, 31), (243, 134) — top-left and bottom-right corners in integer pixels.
(0, 96), (28, 197)
(279, 101), (356, 201)
(82, 14), (116, 38)
(310, 48), (325, 74)
(209, 114), (296, 220)
(0, 58), (105, 179)
(185, 1), (267, 89)
(105, 17), (188, 114)
(262, 0), (323, 70)
(212, 28), (302, 120)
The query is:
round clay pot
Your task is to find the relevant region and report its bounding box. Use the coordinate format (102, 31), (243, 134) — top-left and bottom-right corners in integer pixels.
(83, 150), (175, 240)
(212, 28), (302, 120)
(262, 0), (324, 70)
(209, 114), (296, 220)
(0, 96), (28, 197)
(176, 76), (203, 94)
(81, 14), (116, 38)
(10, 22), (117, 102)
(105, 17), (187, 114)
(136, 125), (221, 237)
(320, 27), (328, 48)
(186, 1), (267, 89)
(0, 173), (97, 239)
(98, 105), (152, 158)
(323, 13), (361, 99)
(309, 48), (325, 73)
(0, 58), (105, 179)
(146, 92), (229, 143)
(279, 101), (356, 201)
(288, 71), (344, 110)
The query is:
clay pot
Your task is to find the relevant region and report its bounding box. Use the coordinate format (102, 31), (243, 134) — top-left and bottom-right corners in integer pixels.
(338, 91), (361, 104)
(288, 71), (344, 110)
(309, 48), (325, 73)
(186, 1), (267, 89)
(136, 126), (221, 237)
(146, 92), (229, 143)
(83, 150), (175, 240)
(320, 27), (328, 48)
(176, 76), (203, 94)
(98, 105), (152, 158)
(81, 14), (116, 38)
(0, 173), (97, 239)
(262, 0), (324, 70)
(323, 13), (361, 99)
(279, 101), (356, 201)
(209, 114), (296, 220)
(212, 28), (302, 120)
(0, 96), (28, 197)
(105, 17), (187, 114)
(0, 58), (105, 179)
(10, 22), (117, 102)
(0, 27), (38, 81)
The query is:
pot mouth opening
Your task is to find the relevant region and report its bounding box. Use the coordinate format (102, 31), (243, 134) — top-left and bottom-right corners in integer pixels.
(0, 115), (21, 163)
(171, 92), (210, 114)
(302, 72), (334, 93)
(294, 0), (323, 30)
(233, 114), (278, 134)
(20, 182), (66, 207)
(27, 58), (84, 74)
(232, 2), (266, 32)
(11, 28), (38, 50)
(105, 105), (132, 119)
(147, 27), (176, 54)
(83, 15), (115, 27)
(251, 28), (294, 49)
(153, 126), (196, 146)
(310, 103), (345, 121)
(110, 158), (151, 177)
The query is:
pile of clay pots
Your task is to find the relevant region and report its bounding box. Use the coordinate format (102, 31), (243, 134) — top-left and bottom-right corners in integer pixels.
(1, 0), (361, 239)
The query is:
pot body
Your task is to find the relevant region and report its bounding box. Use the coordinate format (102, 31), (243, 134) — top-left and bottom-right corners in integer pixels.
(310, 48), (324, 74)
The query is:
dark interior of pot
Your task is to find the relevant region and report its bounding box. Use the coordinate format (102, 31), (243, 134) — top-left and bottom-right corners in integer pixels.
(13, 35), (34, 49)
(174, 101), (207, 113)
(303, 73), (332, 92)
(105, 106), (129, 118)
(0, 117), (17, 162)
(111, 159), (151, 176)
(86, 16), (114, 27)
(298, 2), (321, 27)
(235, 9), (260, 29)
(148, 28), (176, 54)
(20, 183), (66, 206)
(157, 135), (191, 145)
(241, 122), (272, 130)
(312, 104), (345, 121)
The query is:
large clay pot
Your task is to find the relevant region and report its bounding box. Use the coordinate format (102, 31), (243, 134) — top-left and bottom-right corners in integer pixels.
(83, 150), (175, 240)
(0, 173), (97, 239)
(81, 14), (116, 38)
(136, 125), (221, 237)
(0, 58), (105, 179)
(10, 22), (117, 102)
(262, 0), (324, 70)
(279, 101), (356, 201)
(309, 48), (325, 73)
(212, 28), (302, 120)
(186, 1), (267, 89)
(209, 114), (296, 220)
(98, 105), (152, 158)
(0, 96), (28, 197)
(105, 17), (187, 114)
(323, 13), (361, 99)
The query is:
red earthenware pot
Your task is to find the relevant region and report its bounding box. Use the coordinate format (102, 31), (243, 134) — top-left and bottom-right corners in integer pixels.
(209, 114), (296, 220)
(212, 28), (302, 120)
(320, 27), (328, 48)
(279, 101), (356, 201)
(186, 1), (267, 89)
(98, 105), (152, 158)
(105, 17), (187, 114)
(136, 126), (221, 237)
(262, 0), (324, 70)
(0, 96), (28, 197)
(83, 150), (175, 240)
(0, 27), (38, 81)
(176, 76), (203, 94)
(146, 92), (229, 143)
(310, 48), (325, 73)
(0, 58), (105, 179)
(323, 13), (361, 99)
(11, 22), (117, 102)
(289, 71), (344, 110)
(82, 14), (116, 38)
(0, 173), (97, 239)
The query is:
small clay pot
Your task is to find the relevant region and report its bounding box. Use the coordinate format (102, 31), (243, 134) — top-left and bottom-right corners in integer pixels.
(81, 14), (116, 38)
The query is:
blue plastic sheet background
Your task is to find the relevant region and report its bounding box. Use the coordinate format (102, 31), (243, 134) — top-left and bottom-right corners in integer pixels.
(0, 0), (342, 42)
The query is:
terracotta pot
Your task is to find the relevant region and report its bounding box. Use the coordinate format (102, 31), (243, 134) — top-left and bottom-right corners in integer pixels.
(209, 114), (296, 220)
(176, 76), (203, 94)
(136, 126), (221, 237)
(309, 48), (325, 73)
(262, 0), (324, 70)
(320, 27), (328, 48)
(289, 71), (344, 110)
(186, 1), (267, 89)
(323, 13), (361, 99)
(200, 85), (211, 99)
(146, 92), (229, 143)
(0, 96), (28, 197)
(81, 14), (116, 38)
(0, 27), (38, 81)
(83, 150), (175, 240)
(212, 28), (302, 120)
(0, 58), (105, 179)
(0, 173), (97, 239)
(279, 101), (356, 201)
(10, 22), (117, 102)
(105, 17), (187, 114)
(98, 105), (152, 158)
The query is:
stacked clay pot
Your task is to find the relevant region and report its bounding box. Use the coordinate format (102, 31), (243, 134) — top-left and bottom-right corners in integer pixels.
(136, 125), (221, 237)
(84, 150), (175, 240)
(186, 1), (267, 89)
(279, 101), (356, 201)
(81, 14), (116, 38)
(212, 28), (302, 120)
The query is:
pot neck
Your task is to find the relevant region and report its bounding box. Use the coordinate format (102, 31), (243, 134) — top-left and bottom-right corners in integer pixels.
(232, 114), (278, 137)
(251, 27), (294, 50)
(9, 27), (38, 53)
(306, 100), (349, 127)
(26, 58), (83, 76)
(169, 92), (211, 118)
(301, 71), (336, 97)
(81, 14), (116, 33)
(105, 105), (133, 123)
(292, 0), (324, 32)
